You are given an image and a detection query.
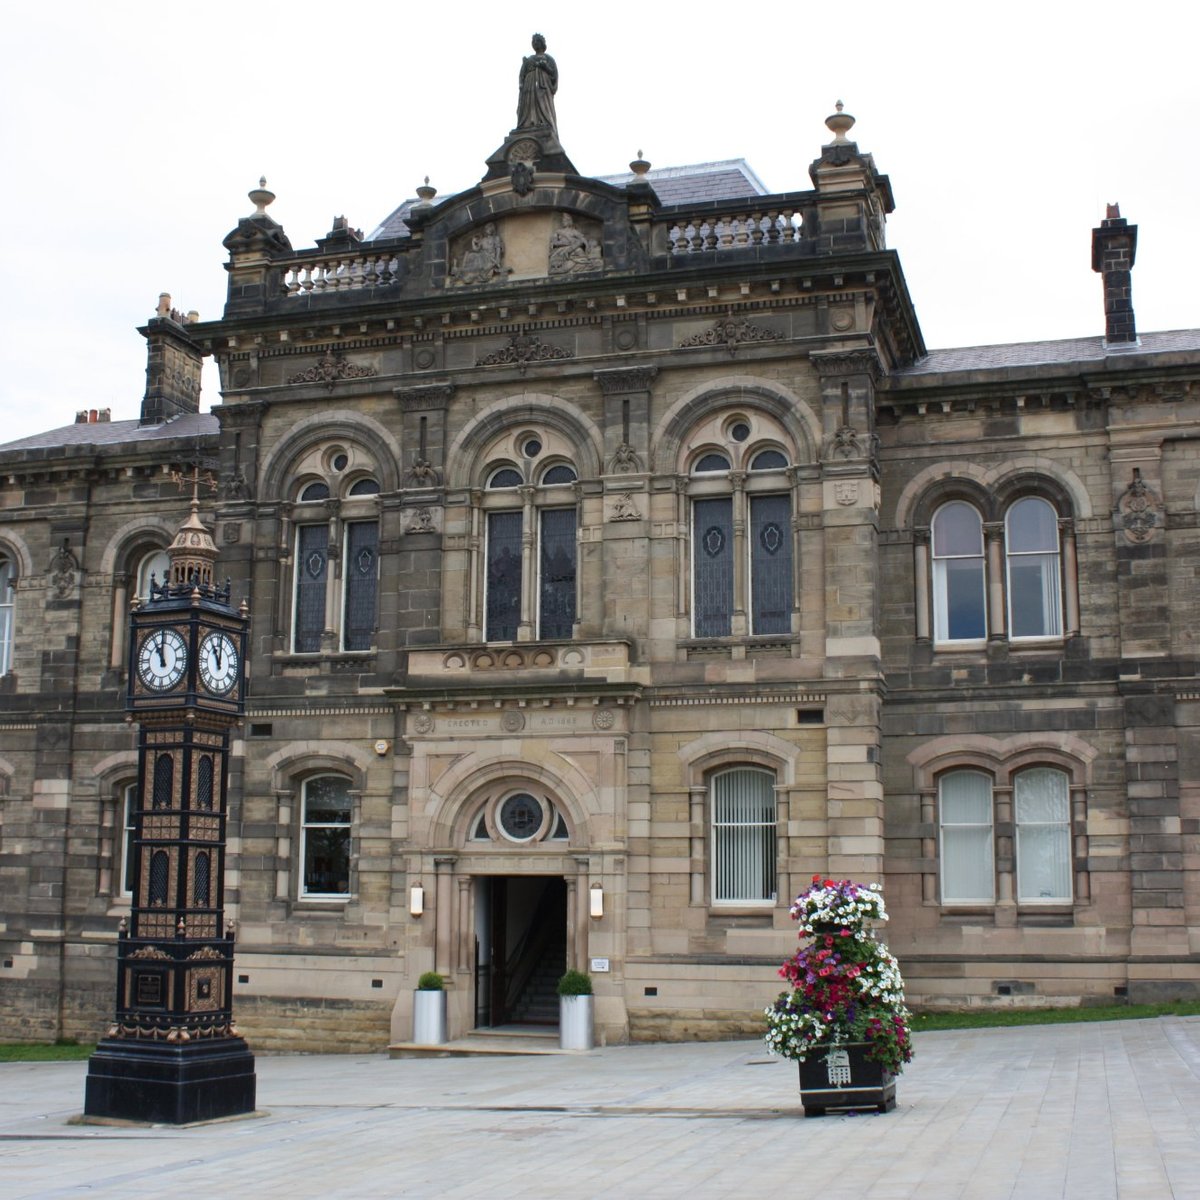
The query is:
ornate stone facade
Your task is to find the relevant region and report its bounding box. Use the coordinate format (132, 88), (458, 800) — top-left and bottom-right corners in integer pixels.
(2, 58), (1200, 1051)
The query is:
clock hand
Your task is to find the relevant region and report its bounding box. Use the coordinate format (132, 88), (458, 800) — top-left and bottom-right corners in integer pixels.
(214, 640), (223, 669)
(157, 631), (167, 668)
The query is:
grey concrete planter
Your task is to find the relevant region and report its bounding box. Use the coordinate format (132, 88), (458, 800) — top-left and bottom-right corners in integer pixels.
(559, 995), (593, 1050)
(412, 989), (447, 1045)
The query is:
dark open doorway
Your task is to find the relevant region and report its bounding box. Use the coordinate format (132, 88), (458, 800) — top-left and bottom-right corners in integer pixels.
(474, 876), (567, 1028)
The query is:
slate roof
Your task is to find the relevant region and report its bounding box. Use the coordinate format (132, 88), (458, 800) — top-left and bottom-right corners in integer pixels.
(0, 412), (218, 455)
(894, 329), (1200, 381)
(366, 160), (770, 241)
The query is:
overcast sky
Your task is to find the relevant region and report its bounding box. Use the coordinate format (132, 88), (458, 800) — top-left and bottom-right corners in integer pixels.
(1, 1), (1195, 445)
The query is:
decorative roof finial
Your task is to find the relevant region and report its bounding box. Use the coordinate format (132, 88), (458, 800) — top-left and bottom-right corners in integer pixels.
(248, 176), (276, 216)
(825, 100), (856, 145)
(630, 150), (651, 178)
(415, 176), (438, 207)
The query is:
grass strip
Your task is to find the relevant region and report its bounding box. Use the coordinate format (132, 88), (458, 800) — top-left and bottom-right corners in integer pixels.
(911, 999), (1200, 1032)
(0, 1042), (96, 1062)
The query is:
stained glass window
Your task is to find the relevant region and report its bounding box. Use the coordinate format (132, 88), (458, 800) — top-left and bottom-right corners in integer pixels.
(693, 498), (734, 637)
(343, 521), (378, 651)
(486, 511), (522, 641)
(750, 494), (792, 634)
(294, 524), (328, 652)
(539, 508), (576, 639)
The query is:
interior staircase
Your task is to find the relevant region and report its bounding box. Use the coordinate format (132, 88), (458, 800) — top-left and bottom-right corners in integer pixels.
(509, 936), (565, 1025)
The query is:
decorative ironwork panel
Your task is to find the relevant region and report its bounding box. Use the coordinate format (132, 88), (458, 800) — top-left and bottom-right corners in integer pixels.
(343, 521), (379, 651)
(539, 507), (577, 639)
(486, 511), (523, 641)
(294, 524), (329, 652)
(195, 755), (214, 811)
(693, 498), (734, 637)
(193, 852), (211, 906)
(750, 494), (793, 635)
(152, 754), (173, 810)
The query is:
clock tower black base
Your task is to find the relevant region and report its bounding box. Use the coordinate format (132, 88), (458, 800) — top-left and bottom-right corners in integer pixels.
(84, 1037), (256, 1124)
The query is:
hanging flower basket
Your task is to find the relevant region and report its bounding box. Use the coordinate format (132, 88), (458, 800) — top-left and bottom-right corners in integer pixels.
(765, 877), (912, 1117)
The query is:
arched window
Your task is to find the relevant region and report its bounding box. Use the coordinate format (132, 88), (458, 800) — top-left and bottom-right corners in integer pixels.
(1014, 768), (1071, 902)
(690, 437), (793, 638)
(195, 756), (214, 811)
(301, 776), (352, 898)
(299, 481), (331, 502)
(152, 754), (174, 810)
(1006, 498), (1062, 639)
(348, 477), (380, 496)
(120, 782), (138, 897)
(711, 767), (777, 904)
(483, 454), (577, 641)
(135, 548), (171, 603)
(939, 770), (994, 903)
(193, 852), (211, 907)
(931, 502), (986, 644)
(148, 850), (170, 906)
(0, 553), (14, 675)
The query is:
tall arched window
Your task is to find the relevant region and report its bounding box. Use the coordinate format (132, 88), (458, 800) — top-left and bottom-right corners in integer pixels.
(483, 456), (578, 641)
(193, 852), (211, 907)
(1005, 498), (1062, 639)
(939, 770), (994, 903)
(195, 756), (214, 811)
(301, 775), (352, 898)
(931, 502), (986, 644)
(152, 754), (174, 810)
(0, 553), (13, 675)
(1014, 768), (1071, 901)
(711, 767), (777, 904)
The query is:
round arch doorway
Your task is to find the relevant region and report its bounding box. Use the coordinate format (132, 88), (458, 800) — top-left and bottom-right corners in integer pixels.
(474, 876), (567, 1028)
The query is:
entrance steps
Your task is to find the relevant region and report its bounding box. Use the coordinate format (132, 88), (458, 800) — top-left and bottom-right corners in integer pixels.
(389, 1024), (579, 1059)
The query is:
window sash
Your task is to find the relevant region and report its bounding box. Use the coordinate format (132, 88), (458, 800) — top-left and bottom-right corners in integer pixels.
(538, 507), (577, 639)
(1007, 551), (1062, 639)
(301, 778), (352, 897)
(749, 494), (792, 635)
(342, 521), (379, 651)
(485, 510), (522, 642)
(939, 771), (994, 903)
(1015, 769), (1072, 901)
(933, 556), (986, 642)
(693, 497), (734, 638)
(1, 557), (14, 675)
(712, 768), (777, 903)
(294, 524), (329, 652)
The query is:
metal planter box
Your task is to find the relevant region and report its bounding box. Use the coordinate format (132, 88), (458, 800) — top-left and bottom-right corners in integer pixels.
(798, 1042), (897, 1117)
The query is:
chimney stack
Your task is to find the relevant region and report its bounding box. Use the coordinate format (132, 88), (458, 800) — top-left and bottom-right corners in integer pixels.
(1091, 204), (1138, 345)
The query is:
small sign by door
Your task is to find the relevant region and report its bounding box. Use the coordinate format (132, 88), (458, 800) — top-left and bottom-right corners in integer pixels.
(590, 957), (610, 973)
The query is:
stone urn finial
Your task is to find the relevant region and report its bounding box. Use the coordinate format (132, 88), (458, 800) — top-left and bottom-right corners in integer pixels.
(825, 100), (856, 145)
(248, 176), (275, 216)
(630, 150), (651, 178)
(415, 176), (438, 208)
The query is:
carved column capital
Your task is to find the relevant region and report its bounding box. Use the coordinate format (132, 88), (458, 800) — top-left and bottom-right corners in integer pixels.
(394, 383), (456, 410)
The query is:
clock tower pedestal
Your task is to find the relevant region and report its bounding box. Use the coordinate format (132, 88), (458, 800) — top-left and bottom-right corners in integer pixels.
(84, 490), (256, 1123)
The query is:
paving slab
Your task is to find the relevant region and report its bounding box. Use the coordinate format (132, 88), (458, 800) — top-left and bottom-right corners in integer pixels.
(2, 1016), (1200, 1198)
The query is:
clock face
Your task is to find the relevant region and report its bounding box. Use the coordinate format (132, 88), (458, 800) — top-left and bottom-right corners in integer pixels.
(198, 631), (240, 696)
(137, 628), (188, 691)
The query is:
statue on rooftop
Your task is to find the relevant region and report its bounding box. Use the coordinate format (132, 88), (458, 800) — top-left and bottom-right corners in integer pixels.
(516, 34), (558, 134)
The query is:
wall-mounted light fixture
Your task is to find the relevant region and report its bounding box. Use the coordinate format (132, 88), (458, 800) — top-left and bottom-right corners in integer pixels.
(589, 882), (604, 919)
(409, 884), (425, 918)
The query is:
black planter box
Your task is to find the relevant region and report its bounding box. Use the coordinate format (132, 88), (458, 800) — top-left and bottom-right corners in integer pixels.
(798, 1041), (896, 1116)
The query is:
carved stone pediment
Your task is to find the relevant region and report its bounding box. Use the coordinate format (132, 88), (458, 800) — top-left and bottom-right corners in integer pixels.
(679, 310), (783, 355)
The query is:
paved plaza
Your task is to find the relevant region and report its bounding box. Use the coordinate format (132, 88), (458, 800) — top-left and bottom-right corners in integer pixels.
(3, 1017), (1200, 1199)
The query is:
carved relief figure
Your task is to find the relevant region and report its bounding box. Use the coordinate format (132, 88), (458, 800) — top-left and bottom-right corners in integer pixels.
(548, 214), (602, 275)
(451, 222), (508, 287)
(516, 34), (558, 133)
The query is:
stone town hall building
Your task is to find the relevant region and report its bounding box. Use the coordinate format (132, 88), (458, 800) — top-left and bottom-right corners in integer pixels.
(2, 44), (1198, 1050)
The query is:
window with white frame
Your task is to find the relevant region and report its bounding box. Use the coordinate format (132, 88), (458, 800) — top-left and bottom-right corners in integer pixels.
(690, 441), (793, 639)
(938, 770), (995, 903)
(711, 767), (777, 904)
(292, 474), (379, 653)
(1005, 498), (1062, 639)
(483, 454), (578, 642)
(929, 495), (1066, 647)
(1014, 768), (1072, 901)
(300, 775), (352, 897)
(0, 553), (13, 675)
(120, 782), (138, 897)
(931, 502), (987, 644)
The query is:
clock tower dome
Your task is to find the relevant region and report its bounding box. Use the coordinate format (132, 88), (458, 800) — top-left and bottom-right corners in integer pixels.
(84, 476), (256, 1123)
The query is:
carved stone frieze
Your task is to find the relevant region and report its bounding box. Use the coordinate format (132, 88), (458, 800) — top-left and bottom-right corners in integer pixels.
(394, 383), (455, 410)
(449, 223), (509, 287)
(678, 310), (783, 355)
(406, 507), (438, 535)
(810, 348), (883, 382)
(478, 332), (573, 371)
(286, 352), (378, 389)
(609, 493), (642, 521)
(594, 366), (658, 395)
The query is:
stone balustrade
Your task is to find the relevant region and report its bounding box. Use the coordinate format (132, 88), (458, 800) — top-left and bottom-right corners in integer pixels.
(665, 209), (805, 255)
(281, 253), (403, 296)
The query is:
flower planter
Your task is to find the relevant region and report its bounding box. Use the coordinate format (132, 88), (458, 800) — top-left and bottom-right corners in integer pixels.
(559, 994), (593, 1051)
(411, 989), (447, 1045)
(798, 1042), (896, 1117)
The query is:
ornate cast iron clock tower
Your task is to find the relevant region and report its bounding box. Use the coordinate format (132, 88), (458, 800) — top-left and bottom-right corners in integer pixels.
(85, 481), (256, 1123)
